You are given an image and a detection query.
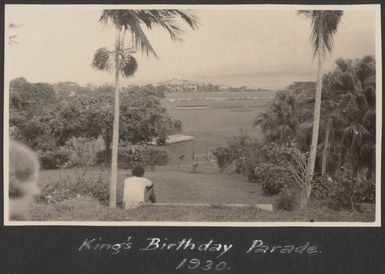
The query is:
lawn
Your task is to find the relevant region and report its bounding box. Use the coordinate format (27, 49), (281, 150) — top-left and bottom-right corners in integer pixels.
(36, 164), (274, 206)
(163, 91), (273, 154)
(32, 165), (375, 223)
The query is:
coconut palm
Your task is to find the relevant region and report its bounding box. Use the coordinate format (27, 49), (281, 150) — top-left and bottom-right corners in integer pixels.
(298, 10), (343, 187)
(92, 9), (198, 208)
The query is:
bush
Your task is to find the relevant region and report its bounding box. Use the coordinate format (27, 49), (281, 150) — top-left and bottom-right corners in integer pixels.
(312, 170), (375, 211)
(37, 168), (109, 205)
(39, 150), (71, 169)
(254, 163), (292, 195)
(144, 149), (169, 168)
(118, 146), (142, 169)
(61, 137), (105, 168)
(212, 147), (233, 173)
(212, 132), (261, 174)
(276, 186), (298, 211)
(38, 137), (105, 169)
(96, 150), (110, 164)
(327, 174), (360, 211)
(117, 146), (168, 169)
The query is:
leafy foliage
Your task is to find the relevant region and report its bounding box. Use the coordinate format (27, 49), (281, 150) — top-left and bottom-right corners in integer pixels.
(38, 150), (71, 170)
(312, 171), (374, 211)
(254, 56), (376, 178)
(116, 146), (168, 169)
(9, 78), (180, 159)
(120, 54), (138, 77)
(37, 168), (110, 205)
(255, 163), (290, 195)
(98, 9), (199, 57)
(251, 56), (376, 206)
(254, 90), (298, 146)
(212, 132), (261, 175)
(276, 186), (299, 211)
(61, 137), (105, 168)
(92, 47), (112, 71)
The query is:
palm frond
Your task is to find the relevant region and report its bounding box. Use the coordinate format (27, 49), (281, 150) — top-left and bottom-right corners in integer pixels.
(99, 9), (199, 58)
(299, 10), (343, 59)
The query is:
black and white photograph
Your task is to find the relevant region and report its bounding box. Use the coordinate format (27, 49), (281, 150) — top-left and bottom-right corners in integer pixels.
(4, 4), (381, 225)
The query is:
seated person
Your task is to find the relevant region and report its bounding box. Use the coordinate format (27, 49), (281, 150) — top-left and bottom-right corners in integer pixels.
(123, 166), (156, 209)
(9, 141), (41, 221)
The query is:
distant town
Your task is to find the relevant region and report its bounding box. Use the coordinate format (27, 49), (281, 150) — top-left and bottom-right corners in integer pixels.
(155, 78), (271, 93)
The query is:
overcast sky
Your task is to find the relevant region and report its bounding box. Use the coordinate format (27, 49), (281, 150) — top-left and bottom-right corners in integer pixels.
(5, 5), (377, 89)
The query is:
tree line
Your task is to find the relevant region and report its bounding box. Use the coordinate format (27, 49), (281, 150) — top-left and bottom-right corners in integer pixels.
(9, 77), (182, 155)
(255, 55), (376, 178)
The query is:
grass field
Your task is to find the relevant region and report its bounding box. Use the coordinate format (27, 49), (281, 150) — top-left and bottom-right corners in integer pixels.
(162, 91), (275, 153)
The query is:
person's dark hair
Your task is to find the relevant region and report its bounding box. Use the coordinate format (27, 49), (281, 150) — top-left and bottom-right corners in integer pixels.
(132, 166), (145, 177)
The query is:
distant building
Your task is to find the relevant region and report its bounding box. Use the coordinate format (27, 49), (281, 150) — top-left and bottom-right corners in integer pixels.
(157, 78), (204, 93)
(148, 134), (195, 164)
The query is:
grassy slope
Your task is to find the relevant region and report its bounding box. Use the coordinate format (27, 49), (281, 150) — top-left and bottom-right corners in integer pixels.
(33, 166), (375, 223)
(32, 197), (375, 222)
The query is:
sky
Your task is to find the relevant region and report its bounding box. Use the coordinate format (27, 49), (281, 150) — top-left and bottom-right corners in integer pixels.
(5, 5), (378, 90)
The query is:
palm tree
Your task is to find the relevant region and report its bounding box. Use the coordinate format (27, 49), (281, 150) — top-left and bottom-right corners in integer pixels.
(298, 10), (343, 186)
(320, 69), (350, 175)
(254, 90), (297, 146)
(338, 56), (376, 176)
(92, 9), (198, 208)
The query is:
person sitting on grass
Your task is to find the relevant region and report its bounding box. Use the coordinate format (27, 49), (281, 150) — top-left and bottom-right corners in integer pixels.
(123, 165), (156, 209)
(9, 141), (41, 221)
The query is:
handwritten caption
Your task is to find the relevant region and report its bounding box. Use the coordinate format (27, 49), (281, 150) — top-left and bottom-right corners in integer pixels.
(78, 237), (321, 271)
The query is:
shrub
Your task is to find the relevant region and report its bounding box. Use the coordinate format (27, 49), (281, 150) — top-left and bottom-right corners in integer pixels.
(39, 137), (105, 169)
(39, 150), (71, 170)
(245, 164), (259, 183)
(212, 132), (261, 174)
(312, 170), (375, 211)
(262, 178), (285, 195)
(254, 163), (292, 195)
(61, 137), (105, 168)
(96, 150), (110, 164)
(212, 147), (233, 173)
(276, 186), (299, 211)
(142, 149), (168, 170)
(117, 146), (168, 169)
(37, 168), (110, 205)
(327, 174), (360, 211)
(118, 146), (142, 169)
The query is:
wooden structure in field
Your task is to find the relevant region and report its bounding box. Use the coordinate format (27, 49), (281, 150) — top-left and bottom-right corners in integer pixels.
(148, 134), (195, 164)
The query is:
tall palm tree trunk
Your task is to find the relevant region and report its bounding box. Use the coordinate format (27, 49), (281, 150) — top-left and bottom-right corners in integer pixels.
(306, 26), (324, 184)
(109, 25), (121, 208)
(321, 118), (332, 175)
